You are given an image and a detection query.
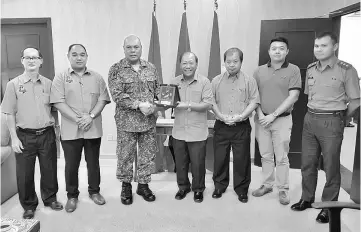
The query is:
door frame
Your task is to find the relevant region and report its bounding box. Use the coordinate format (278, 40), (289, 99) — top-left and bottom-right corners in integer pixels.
(1, 17), (55, 79)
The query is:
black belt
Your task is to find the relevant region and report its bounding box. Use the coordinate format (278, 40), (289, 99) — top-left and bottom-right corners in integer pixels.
(216, 119), (250, 127)
(307, 108), (344, 116)
(17, 126), (53, 135)
(263, 112), (291, 117)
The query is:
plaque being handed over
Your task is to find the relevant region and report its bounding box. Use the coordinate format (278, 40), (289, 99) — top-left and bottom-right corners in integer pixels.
(155, 84), (180, 108)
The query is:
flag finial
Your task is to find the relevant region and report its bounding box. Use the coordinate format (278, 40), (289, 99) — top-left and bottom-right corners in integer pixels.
(183, 0), (187, 11)
(153, 0), (156, 13)
(214, 0), (218, 10)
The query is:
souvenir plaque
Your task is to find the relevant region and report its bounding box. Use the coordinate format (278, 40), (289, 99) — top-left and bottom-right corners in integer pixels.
(156, 84), (180, 108)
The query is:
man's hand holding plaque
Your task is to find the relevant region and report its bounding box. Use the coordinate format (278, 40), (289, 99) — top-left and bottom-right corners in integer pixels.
(139, 101), (155, 116)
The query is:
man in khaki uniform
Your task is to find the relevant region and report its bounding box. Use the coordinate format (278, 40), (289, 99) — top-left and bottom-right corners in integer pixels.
(171, 52), (213, 203)
(252, 37), (301, 205)
(211, 48), (260, 203)
(2, 47), (63, 219)
(51, 44), (110, 213)
(291, 32), (360, 223)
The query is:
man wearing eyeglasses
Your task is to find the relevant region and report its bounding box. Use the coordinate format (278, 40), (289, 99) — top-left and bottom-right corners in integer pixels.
(50, 44), (111, 213)
(2, 47), (63, 219)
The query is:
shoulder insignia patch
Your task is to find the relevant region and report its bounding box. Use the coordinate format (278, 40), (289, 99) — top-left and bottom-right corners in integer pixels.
(307, 62), (317, 69)
(337, 60), (352, 70)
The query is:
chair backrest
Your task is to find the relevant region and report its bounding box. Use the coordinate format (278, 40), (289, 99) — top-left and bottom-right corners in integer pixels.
(1, 113), (10, 147)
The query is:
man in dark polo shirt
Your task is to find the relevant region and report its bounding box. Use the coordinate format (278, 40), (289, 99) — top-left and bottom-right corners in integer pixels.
(211, 48), (260, 203)
(252, 37), (301, 205)
(291, 32), (360, 223)
(2, 47), (63, 219)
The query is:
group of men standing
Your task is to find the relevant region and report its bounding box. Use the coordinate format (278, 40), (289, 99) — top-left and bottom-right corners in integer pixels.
(2, 31), (359, 226)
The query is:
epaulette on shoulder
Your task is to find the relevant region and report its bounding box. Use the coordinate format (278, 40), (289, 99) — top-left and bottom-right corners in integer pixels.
(307, 62), (317, 69)
(337, 60), (352, 70)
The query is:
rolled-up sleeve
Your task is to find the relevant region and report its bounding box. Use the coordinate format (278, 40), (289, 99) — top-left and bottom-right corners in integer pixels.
(50, 73), (66, 104)
(107, 64), (138, 109)
(247, 76), (260, 105)
(98, 76), (111, 104)
(1, 81), (17, 115)
(201, 78), (213, 105)
(345, 67), (360, 100)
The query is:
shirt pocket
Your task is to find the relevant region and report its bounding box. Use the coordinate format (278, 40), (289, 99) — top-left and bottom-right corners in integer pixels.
(122, 79), (137, 94)
(319, 78), (342, 98)
(237, 87), (247, 103)
(191, 90), (202, 103)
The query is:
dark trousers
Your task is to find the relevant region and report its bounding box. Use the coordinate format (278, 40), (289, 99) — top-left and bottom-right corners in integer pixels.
(15, 127), (58, 210)
(61, 138), (101, 199)
(213, 119), (252, 195)
(173, 138), (207, 192)
(301, 112), (344, 202)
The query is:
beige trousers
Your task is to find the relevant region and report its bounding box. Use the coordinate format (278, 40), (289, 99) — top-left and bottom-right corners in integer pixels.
(255, 115), (292, 191)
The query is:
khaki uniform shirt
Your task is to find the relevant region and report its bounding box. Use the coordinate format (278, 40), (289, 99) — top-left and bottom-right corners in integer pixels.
(171, 74), (213, 142)
(212, 71), (260, 118)
(305, 57), (360, 111)
(108, 59), (160, 132)
(254, 61), (302, 114)
(50, 68), (111, 140)
(1, 73), (54, 129)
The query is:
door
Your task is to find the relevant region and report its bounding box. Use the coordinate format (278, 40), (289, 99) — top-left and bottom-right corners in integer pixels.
(254, 18), (338, 169)
(1, 18), (55, 102)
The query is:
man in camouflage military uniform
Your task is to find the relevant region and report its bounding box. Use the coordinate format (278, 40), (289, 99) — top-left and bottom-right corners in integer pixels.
(108, 35), (161, 205)
(291, 32), (360, 223)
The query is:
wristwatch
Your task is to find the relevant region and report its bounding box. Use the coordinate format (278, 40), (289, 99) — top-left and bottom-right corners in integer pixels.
(271, 111), (279, 117)
(187, 102), (191, 112)
(89, 113), (95, 119)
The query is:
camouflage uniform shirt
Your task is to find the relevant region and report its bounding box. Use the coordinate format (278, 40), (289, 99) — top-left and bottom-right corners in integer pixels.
(108, 58), (160, 132)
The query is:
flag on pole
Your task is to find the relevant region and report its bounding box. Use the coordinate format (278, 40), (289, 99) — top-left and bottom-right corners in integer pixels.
(208, 10), (221, 81)
(175, 12), (191, 76)
(148, 12), (163, 84)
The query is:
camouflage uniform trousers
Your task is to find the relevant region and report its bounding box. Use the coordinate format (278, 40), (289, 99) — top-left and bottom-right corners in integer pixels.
(116, 127), (157, 184)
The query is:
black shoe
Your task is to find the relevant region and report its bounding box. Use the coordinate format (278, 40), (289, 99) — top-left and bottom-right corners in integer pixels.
(175, 189), (191, 200)
(121, 182), (133, 205)
(290, 199), (313, 211)
(45, 201), (63, 211)
(212, 189), (225, 199)
(194, 192), (203, 203)
(65, 198), (78, 213)
(136, 184), (156, 202)
(316, 209), (329, 223)
(23, 209), (35, 219)
(238, 193), (248, 203)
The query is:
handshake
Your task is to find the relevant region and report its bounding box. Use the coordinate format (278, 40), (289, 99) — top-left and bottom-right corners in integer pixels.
(220, 114), (244, 125)
(138, 101), (156, 116)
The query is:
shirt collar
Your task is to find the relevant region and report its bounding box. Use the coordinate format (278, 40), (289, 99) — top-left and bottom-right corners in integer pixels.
(122, 58), (148, 68)
(20, 73), (42, 84)
(68, 67), (91, 75)
(267, 59), (289, 68)
(225, 70), (241, 79)
(180, 73), (198, 83)
(316, 56), (338, 70)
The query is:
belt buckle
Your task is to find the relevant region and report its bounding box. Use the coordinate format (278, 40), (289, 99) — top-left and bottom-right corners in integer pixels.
(35, 129), (45, 135)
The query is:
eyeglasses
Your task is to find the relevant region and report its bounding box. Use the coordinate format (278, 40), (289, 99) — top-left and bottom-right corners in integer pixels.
(22, 56), (42, 61)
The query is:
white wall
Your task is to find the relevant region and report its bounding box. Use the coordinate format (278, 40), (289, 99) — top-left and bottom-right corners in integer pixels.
(1, 0), (358, 156)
